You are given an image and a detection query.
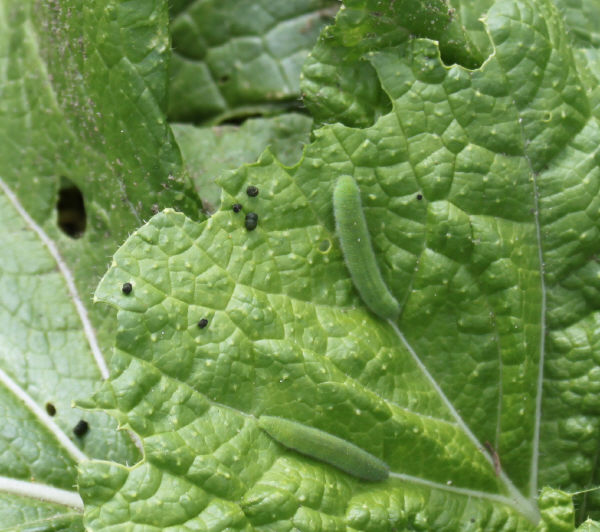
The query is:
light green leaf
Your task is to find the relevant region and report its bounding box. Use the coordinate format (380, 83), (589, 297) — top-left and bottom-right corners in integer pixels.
(577, 518), (600, 531)
(172, 114), (313, 212)
(0, 0), (200, 527)
(80, 0), (600, 528)
(168, 0), (338, 124)
(536, 488), (574, 532)
(0, 493), (84, 532)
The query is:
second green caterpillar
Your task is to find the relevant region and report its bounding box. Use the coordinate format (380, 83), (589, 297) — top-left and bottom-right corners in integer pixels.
(258, 415), (389, 482)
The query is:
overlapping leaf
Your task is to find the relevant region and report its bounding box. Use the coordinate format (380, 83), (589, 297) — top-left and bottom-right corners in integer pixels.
(84, 203), (534, 529)
(77, 0), (600, 528)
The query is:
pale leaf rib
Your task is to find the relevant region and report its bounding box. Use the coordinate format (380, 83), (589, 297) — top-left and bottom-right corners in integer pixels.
(388, 321), (540, 523)
(0, 367), (87, 463)
(527, 137), (547, 499)
(388, 472), (539, 523)
(513, 108), (547, 499)
(0, 177), (109, 380)
(0, 475), (83, 510)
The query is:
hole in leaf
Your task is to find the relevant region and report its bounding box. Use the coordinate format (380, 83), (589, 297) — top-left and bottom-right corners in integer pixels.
(56, 178), (86, 238)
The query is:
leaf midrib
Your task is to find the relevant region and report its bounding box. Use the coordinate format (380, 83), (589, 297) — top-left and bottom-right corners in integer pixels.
(0, 475), (83, 510)
(0, 178), (109, 380)
(0, 366), (87, 464)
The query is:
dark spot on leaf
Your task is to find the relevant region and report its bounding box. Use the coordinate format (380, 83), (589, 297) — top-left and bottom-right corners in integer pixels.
(246, 185), (259, 197)
(56, 178), (86, 238)
(122, 282), (133, 294)
(73, 420), (89, 437)
(416, 194), (423, 200)
(245, 212), (258, 231)
(232, 203), (243, 213)
(45, 402), (56, 416)
(198, 318), (209, 329)
(219, 75), (230, 83)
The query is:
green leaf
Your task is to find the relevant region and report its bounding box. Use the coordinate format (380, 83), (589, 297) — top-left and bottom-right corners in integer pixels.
(451, 0), (600, 96)
(452, 0), (496, 58)
(79, 0), (600, 528)
(301, 0), (485, 128)
(552, 0), (600, 48)
(172, 114), (313, 212)
(0, 0), (200, 527)
(168, 0), (338, 124)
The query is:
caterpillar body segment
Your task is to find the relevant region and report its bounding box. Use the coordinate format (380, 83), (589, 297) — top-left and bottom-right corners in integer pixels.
(333, 176), (400, 320)
(258, 415), (389, 482)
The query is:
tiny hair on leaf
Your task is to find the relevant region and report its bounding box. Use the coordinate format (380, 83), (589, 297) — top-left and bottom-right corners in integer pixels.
(333, 175), (400, 320)
(258, 415), (389, 482)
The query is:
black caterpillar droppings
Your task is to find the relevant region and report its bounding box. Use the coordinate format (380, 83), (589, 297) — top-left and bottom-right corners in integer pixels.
(122, 282), (133, 294)
(416, 194), (423, 200)
(246, 185), (259, 197)
(232, 203), (243, 213)
(45, 402), (56, 416)
(73, 420), (89, 437)
(198, 318), (209, 329)
(245, 212), (258, 231)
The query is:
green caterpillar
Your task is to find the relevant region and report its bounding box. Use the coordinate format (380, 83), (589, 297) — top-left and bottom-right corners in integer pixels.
(333, 176), (400, 320)
(258, 415), (389, 482)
